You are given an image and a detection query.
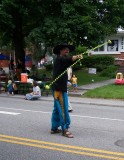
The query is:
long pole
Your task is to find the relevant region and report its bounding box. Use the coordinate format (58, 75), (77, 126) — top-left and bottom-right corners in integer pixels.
(45, 40), (112, 89)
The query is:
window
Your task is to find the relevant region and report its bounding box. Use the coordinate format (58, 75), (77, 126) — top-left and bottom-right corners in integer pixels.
(107, 40), (118, 51)
(94, 43), (104, 51)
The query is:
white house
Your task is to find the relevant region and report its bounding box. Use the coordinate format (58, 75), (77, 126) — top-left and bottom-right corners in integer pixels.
(91, 28), (124, 66)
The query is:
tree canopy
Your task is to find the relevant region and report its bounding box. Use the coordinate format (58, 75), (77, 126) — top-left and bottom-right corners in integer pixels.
(0, 0), (124, 70)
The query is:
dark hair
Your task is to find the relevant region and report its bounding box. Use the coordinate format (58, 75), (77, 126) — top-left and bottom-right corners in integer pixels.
(53, 43), (75, 55)
(33, 81), (37, 86)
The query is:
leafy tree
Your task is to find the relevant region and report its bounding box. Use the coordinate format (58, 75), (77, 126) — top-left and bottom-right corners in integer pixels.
(0, 0), (124, 71)
(0, 0), (43, 71)
(28, 0), (124, 51)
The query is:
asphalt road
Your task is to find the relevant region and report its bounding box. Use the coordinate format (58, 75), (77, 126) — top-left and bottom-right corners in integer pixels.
(0, 97), (124, 160)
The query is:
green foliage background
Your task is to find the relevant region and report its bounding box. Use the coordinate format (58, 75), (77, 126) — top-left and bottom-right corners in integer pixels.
(0, 0), (124, 69)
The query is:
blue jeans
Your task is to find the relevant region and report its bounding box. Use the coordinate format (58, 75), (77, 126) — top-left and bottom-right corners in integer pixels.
(25, 93), (40, 100)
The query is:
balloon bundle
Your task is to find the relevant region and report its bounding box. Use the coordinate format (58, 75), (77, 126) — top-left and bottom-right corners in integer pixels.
(45, 40), (112, 90)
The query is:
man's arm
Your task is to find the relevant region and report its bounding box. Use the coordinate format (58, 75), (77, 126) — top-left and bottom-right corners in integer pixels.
(72, 54), (83, 61)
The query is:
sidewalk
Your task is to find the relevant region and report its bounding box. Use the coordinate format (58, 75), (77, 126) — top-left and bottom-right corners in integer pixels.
(68, 79), (115, 96)
(1, 79), (124, 107)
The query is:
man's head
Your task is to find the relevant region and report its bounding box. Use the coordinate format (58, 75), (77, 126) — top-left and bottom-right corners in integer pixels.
(53, 43), (75, 55)
(32, 81), (37, 87)
(60, 47), (70, 56)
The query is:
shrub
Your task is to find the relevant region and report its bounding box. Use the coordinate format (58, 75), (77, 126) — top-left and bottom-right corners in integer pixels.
(72, 63), (83, 70)
(44, 63), (53, 70)
(82, 55), (114, 71)
(94, 64), (107, 72)
(99, 65), (118, 78)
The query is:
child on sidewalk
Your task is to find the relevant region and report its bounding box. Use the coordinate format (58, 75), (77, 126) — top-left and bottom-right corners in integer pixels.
(71, 74), (78, 92)
(7, 80), (14, 95)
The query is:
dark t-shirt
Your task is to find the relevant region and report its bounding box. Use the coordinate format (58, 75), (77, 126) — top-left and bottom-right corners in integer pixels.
(52, 55), (74, 92)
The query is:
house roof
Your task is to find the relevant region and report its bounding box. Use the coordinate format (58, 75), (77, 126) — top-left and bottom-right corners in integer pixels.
(117, 28), (124, 36)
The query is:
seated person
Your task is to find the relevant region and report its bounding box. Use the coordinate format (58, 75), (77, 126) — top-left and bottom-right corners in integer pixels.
(12, 82), (18, 94)
(25, 81), (41, 100)
(0, 83), (5, 93)
(0, 67), (5, 74)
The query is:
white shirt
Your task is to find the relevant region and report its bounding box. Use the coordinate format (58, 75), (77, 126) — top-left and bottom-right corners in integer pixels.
(67, 67), (72, 81)
(33, 86), (41, 96)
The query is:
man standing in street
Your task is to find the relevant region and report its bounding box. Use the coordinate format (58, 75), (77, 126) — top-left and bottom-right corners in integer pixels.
(51, 43), (82, 138)
(67, 67), (72, 82)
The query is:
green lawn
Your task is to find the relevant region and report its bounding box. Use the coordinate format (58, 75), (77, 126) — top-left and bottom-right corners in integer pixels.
(36, 68), (122, 100)
(73, 69), (109, 86)
(36, 68), (109, 86)
(38, 69), (109, 86)
(83, 84), (124, 99)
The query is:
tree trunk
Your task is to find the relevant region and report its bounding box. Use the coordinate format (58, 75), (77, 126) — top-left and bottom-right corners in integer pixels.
(13, 12), (25, 73)
(14, 35), (25, 72)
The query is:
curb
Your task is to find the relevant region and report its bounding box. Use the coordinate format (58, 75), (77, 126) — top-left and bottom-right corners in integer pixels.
(1, 93), (124, 108)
